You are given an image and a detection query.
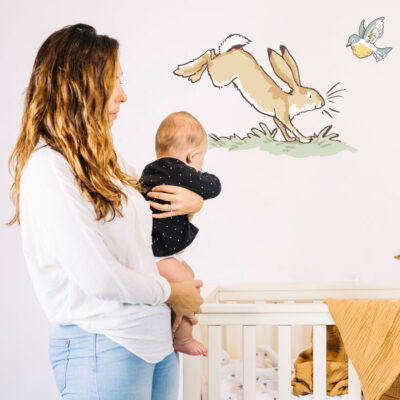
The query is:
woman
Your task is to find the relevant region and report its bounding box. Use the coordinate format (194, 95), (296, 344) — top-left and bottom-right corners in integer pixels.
(8, 23), (204, 400)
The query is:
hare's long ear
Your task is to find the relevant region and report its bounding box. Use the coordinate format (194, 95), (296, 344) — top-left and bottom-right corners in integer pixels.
(280, 45), (301, 86)
(268, 48), (298, 90)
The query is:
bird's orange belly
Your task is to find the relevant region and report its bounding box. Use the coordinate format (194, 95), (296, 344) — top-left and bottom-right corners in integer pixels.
(352, 43), (373, 58)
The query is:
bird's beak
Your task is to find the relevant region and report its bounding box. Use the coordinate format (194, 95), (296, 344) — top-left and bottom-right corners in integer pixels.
(346, 42), (351, 47)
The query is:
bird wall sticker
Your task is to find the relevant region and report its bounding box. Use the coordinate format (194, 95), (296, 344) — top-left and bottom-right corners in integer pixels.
(174, 34), (355, 158)
(347, 17), (392, 62)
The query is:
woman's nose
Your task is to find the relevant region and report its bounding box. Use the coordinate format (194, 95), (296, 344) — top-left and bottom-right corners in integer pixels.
(119, 87), (127, 103)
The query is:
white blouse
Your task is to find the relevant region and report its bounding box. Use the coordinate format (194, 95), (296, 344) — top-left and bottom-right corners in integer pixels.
(19, 140), (173, 363)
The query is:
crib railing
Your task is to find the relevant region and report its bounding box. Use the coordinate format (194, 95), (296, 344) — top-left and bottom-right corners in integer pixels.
(183, 283), (400, 400)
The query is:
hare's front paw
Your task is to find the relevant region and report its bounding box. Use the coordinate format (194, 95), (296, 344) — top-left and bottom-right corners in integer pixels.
(298, 136), (312, 144)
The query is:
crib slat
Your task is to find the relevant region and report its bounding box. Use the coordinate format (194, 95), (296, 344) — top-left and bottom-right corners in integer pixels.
(183, 324), (202, 400)
(349, 357), (362, 400)
(243, 325), (256, 400)
(208, 325), (221, 400)
(313, 325), (327, 400)
(183, 354), (201, 400)
(278, 325), (292, 400)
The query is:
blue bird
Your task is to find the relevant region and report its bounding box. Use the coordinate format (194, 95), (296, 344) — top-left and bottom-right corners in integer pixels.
(346, 17), (392, 62)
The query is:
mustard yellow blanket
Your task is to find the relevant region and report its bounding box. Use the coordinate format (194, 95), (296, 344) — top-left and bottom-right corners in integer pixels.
(291, 299), (400, 400)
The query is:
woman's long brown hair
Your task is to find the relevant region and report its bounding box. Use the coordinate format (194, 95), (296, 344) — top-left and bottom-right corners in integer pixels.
(7, 23), (143, 225)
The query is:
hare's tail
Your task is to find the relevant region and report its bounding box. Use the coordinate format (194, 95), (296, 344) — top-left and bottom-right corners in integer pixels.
(218, 34), (251, 54)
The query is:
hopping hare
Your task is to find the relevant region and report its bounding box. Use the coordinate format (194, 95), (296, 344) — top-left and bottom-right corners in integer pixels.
(174, 34), (325, 143)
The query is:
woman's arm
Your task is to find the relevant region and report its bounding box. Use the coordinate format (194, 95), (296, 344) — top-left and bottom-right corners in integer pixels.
(20, 152), (171, 306)
(116, 152), (203, 220)
(167, 281), (203, 331)
(147, 185), (204, 219)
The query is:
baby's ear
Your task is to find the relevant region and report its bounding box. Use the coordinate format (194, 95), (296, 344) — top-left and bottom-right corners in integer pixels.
(186, 152), (193, 164)
(187, 149), (199, 164)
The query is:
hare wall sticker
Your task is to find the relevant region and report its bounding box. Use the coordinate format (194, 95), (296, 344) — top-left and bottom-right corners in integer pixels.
(346, 17), (392, 62)
(174, 34), (356, 158)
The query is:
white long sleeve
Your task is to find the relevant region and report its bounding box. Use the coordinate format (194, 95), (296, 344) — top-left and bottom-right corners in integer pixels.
(19, 142), (174, 363)
(20, 146), (169, 305)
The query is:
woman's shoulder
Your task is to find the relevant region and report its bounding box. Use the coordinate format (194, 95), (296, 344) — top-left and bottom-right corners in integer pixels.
(26, 144), (67, 169)
(23, 144), (138, 185)
(22, 144), (74, 189)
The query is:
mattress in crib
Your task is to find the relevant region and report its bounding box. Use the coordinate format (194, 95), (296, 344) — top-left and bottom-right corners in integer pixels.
(201, 356), (364, 400)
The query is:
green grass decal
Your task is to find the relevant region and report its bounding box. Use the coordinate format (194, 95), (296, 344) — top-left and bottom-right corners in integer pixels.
(208, 123), (356, 158)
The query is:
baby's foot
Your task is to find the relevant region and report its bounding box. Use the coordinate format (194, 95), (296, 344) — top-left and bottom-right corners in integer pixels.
(173, 338), (208, 357)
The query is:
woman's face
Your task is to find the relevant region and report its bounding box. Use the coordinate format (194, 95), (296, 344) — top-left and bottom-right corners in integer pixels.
(108, 60), (127, 126)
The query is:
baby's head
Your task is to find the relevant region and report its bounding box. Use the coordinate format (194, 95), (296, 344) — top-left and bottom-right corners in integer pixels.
(155, 111), (208, 172)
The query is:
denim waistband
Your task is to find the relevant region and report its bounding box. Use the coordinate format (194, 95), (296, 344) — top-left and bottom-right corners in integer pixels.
(50, 324), (92, 339)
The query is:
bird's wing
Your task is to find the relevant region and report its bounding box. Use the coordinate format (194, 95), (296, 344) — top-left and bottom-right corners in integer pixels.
(363, 17), (385, 43)
(358, 19), (366, 38)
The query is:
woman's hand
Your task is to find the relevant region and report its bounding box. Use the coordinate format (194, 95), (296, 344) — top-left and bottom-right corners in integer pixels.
(147, 185), (203, 219)
(166, 280), (204, 332)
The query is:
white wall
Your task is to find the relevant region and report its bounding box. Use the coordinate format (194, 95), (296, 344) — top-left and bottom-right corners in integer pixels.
(1, 0), (400, 399)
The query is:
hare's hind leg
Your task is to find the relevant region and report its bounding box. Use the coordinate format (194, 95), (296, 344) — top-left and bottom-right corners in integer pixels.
(273, 117), (296, 142)
(174, 49), (214, 81)
(190, 63), (208, 83)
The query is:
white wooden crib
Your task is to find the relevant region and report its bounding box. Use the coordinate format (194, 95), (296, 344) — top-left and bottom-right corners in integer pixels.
(182, 282), (400, 400)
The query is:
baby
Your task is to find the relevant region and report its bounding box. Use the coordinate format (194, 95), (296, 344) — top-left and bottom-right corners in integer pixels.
(139, 111), (221, 356)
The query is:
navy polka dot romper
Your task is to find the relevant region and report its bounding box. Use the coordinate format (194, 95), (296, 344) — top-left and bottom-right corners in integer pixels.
(139, 157), (222, 257)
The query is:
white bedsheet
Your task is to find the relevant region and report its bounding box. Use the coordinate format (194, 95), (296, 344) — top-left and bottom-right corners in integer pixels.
(200, 347), (359, 400)
(201, 359), (360, 400)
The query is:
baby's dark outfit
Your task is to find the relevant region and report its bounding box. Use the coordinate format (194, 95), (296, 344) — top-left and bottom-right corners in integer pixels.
(139, 157), (221, 257)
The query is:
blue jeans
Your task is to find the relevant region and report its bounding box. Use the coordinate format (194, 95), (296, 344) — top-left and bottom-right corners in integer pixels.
(48, 324), (179, 400)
